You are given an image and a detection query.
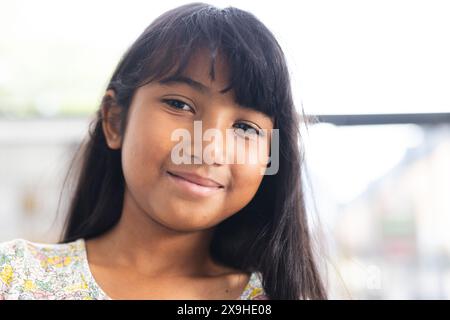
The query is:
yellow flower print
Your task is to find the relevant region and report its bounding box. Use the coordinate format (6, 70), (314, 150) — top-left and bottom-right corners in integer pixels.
(24, 279), (36, 291)
(65, 274), (89, 292)
(46, 256), (56, 265)
(46, 256), (70, 268)
(80, 274), (89, 290)
(249, 287), (263, 298)
(0, 265), (14, 286)
(63, 257), (72, 266)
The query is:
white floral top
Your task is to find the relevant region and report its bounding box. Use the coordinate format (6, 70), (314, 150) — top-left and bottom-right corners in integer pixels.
(0, 238), (268, 300)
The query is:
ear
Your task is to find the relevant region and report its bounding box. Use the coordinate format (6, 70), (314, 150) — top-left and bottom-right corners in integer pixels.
(101, 89), (123, 150)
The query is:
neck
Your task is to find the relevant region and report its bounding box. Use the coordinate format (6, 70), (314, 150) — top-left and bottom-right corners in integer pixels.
(85, 188), (221, 278)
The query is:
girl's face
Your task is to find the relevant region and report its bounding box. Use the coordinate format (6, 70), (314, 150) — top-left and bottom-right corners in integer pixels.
(105, 49), (274, 232)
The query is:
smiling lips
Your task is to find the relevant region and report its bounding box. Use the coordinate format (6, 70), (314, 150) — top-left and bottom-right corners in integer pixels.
(166, 170), (224, 197)
(167, 170), (224, 188)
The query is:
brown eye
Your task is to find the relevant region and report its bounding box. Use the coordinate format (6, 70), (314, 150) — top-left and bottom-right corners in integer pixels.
(162, 99), (194, 113)
(233, 122), (261, 137)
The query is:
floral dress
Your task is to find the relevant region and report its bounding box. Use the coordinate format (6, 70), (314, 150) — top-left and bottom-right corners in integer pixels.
(0, 238), (269, 300)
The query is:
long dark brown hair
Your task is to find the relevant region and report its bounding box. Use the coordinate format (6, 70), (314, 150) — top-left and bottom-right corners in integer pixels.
(59, 2), (327, 299)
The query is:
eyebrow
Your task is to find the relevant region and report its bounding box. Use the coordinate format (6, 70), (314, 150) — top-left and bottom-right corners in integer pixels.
(158, 75), (210, 94)
(157, 75), (272, 123)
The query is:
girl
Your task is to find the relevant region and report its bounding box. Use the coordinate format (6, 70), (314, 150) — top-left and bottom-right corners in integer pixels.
(0, 2), (326, 300)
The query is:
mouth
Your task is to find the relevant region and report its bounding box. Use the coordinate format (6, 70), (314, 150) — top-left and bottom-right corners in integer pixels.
(166, 171), (224, 197)
(167, 170), (224, 188)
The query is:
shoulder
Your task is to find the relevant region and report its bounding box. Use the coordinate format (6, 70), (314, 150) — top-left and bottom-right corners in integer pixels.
(0, 239), (27, 294)
(0, 238), (86, 299)
(0, 238), (85, 270)
(240, 271), (270, 300)
(0, 238), (31, 291)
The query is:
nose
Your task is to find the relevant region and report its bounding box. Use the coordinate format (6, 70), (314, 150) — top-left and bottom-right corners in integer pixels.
(191, 119), (228, 166)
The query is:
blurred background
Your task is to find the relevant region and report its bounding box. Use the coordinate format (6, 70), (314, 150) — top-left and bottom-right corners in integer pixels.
(0, 0), (449, 299)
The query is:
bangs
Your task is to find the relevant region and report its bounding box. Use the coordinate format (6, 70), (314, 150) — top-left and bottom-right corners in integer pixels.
(114, 3), (285, 120)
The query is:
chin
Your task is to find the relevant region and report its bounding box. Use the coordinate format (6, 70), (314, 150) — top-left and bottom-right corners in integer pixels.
(151, 210), (220, 232)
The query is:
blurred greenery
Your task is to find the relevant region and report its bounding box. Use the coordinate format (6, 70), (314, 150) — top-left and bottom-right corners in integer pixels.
(0, 40), (117, 117)
(0, 1), (128, 118)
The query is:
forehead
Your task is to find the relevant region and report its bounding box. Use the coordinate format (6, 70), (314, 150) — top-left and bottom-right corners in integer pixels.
(176, 48), (231, 92)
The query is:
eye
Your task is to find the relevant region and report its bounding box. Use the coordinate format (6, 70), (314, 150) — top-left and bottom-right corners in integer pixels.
(162, 99), (194, 113)
(233, 122), (262, 137)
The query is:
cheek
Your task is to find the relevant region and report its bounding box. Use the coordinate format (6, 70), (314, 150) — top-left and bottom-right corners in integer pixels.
(223, 138), (269, 214)
(121, 111), (175, 192)
(224, 163), (265, 215)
